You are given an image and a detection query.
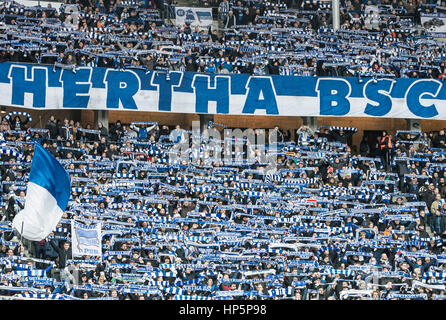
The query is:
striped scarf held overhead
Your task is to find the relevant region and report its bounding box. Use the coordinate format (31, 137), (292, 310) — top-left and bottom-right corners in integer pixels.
(4, 111), (32, 123)
(423, 272), (446, 279)
(13, 269), (48, 277)
(13, 293), (76, 300)
(323, 269), (356, 276)
(172, 295), (212, 300)
(386, 293), (427, 300)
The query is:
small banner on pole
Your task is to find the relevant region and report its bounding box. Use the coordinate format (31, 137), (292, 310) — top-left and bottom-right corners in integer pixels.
(71, 220), (102, 257)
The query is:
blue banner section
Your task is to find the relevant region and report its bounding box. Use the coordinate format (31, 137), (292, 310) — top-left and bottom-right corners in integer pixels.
(1, 62), (446, 119)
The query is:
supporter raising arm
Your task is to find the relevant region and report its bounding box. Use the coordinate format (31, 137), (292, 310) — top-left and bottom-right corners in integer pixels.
(403, 255), (437, 275)
(296, 125), (314, 145)
(49, 239), (72, 269)
(130, 122), (158, 141)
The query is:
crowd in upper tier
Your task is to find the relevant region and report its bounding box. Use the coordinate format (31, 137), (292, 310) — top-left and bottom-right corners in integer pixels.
(1, 0), (446, 78)
(1, 111), (446, 300)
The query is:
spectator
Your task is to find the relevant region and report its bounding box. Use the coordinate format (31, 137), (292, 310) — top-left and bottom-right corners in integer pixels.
(45, 116), (58, 140)
(50, 240), (72, 269)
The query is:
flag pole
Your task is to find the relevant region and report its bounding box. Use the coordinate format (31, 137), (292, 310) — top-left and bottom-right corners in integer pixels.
(20, 221), (24, 257)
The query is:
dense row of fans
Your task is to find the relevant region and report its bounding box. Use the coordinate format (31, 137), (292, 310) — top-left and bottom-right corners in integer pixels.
(1, 0), (446, 78)
(0, 112), (446, 299)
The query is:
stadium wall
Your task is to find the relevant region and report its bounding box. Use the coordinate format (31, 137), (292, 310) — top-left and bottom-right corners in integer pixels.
(82, 110), (438, 149)
(2, 106), (444, 152)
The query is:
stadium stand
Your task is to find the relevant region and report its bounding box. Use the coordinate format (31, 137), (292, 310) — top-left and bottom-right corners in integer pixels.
(0, 0), (445, 78)
(0, 0), (446, 301)
(0, 111), (446, 300)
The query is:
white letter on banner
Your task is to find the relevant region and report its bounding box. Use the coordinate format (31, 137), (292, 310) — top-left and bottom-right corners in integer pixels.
(104, 69), (140, 109)
(150, 71), (183, 112)
(60, 68), (92, 108)
(8, 65), (47, 108)
(363, 79), (395, 117)
(316, 78), (351, 116)
(405, 79), (442, 118)
(192, 74), (230, 114)
(242, 77), (278, 115)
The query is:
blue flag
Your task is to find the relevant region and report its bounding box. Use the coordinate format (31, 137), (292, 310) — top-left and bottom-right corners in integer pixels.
(12, 143), (71, 241)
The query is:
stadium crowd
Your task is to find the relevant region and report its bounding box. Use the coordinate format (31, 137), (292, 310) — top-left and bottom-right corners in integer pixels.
(0, 110), (446, 300)
(1, 0), (446, 78)
(1, 0), (446, 301)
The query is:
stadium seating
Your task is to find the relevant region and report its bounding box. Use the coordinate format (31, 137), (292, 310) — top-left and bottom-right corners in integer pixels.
(0, 0), (446, 301)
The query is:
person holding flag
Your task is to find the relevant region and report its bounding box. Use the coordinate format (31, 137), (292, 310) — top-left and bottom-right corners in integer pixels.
(11, 142), (71, 242)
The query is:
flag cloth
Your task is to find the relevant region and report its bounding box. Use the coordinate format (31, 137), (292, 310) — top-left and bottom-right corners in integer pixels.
(12, 143), (71, 241)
